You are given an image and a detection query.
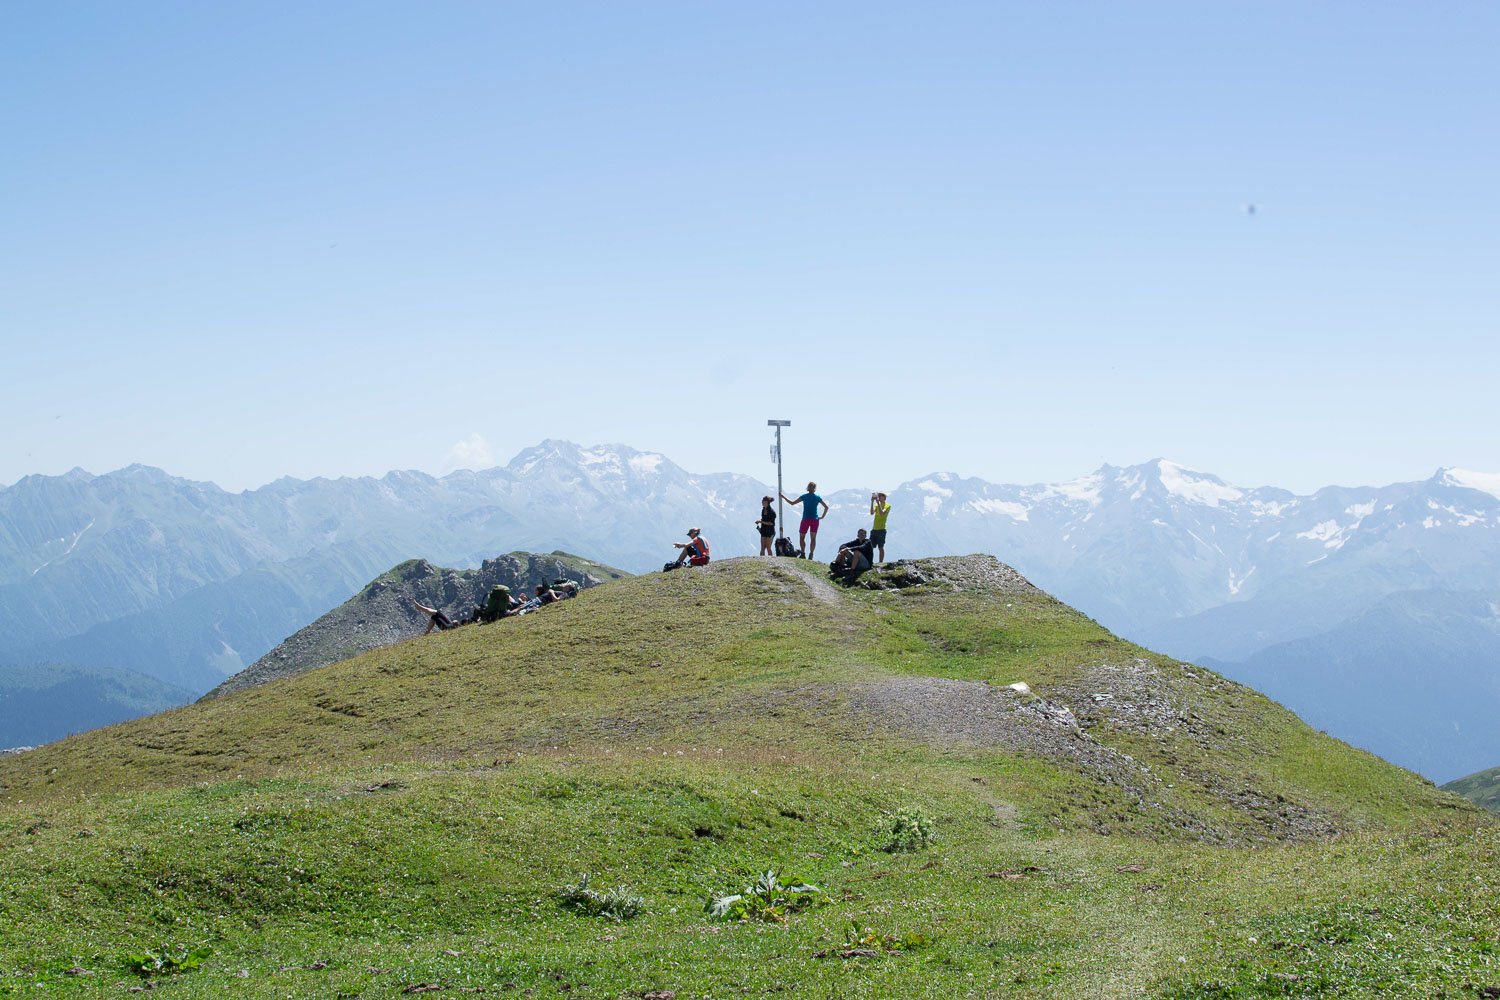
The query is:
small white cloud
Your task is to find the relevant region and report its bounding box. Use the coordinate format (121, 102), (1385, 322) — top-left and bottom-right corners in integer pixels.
(443, 432), (494, 471)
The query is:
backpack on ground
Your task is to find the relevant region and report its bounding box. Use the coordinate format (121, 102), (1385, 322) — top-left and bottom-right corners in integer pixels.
(775, 536), (799, 557)
(482, 585), (513, 623)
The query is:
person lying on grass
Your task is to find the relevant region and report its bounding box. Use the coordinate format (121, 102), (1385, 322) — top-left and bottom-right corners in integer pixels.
(407, 595), (459, 634)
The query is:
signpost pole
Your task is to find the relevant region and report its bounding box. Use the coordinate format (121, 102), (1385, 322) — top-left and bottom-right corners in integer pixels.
(767, 419), (790, 546)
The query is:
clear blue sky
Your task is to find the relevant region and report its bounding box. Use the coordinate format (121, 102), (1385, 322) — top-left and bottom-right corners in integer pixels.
(4, 2), (1497, 494)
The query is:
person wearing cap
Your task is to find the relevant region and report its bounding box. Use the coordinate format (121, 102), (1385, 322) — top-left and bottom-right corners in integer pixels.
(756, 496), (777, 556)
(869, 491), (891, 563)
(668, 527), (711, 569)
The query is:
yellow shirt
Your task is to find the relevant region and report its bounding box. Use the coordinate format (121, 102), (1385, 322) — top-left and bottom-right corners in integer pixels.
(872, 501), (891, 530)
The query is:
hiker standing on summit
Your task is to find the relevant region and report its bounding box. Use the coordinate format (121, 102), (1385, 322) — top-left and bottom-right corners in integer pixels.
(869, 491), (891, 563)
(756, 496), (777, 556)
(782, 482), (829, 559)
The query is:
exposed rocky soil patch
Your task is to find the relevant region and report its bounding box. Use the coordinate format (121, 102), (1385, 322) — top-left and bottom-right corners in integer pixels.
(851, 555), (1038, 595)
(844, 673), (1339, 844)
(1051, 658), (1340, 840)
(772, 562), (846, 608)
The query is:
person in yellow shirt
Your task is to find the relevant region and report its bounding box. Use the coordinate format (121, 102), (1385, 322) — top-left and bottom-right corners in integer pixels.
(869, 492), (891, 563)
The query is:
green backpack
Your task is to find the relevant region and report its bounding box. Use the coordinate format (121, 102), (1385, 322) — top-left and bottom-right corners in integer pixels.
(482, 585), (513, 622)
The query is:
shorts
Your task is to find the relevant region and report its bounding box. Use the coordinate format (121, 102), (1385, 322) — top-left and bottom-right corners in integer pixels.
(870, 529), (887, 547)
(759, 525), (775, 538)
(799, 516), (820, 535)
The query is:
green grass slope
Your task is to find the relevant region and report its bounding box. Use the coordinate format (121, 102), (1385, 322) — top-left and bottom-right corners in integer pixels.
(1444, 765), (1500, 814)
(1, 556), (1494, 998)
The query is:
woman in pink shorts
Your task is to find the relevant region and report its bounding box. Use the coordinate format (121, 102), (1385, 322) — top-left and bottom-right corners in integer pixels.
(781, 482), (830, 558)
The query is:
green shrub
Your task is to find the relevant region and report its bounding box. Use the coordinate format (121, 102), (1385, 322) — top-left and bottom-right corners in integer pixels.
(557, 873), (644, 920)
(708, 870), (830, 923)
(843, 922), (932, 954)
(882, 806), (937, 853)
(121, 944), (212, 978)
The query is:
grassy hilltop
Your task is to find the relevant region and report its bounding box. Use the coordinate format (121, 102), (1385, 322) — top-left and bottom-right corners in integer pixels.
(1, 556), (1495, 998)
(1444, 766), (1500, 814)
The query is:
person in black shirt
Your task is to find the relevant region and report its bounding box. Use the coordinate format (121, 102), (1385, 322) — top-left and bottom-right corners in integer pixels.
(831, 528), (875, 581)
(756, 496), (776, 556)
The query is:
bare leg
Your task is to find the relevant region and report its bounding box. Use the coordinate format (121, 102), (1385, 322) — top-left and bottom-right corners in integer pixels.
(807, 530), (817, 559)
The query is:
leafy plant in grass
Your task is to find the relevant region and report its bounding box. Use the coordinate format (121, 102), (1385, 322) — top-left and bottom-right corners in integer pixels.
(557, 873), (644, 920)
(121, 944), (212, 978)
(843, 922), (932, 955)
(882, 806), (937, 853)
(708, 870), (830, 923)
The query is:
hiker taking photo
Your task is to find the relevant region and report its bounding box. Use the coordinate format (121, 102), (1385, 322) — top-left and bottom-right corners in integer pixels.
(870, 491), (891, 563)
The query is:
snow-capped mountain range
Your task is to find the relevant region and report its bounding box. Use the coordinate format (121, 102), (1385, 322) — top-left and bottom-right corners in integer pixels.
(3, 441), (1498, 781)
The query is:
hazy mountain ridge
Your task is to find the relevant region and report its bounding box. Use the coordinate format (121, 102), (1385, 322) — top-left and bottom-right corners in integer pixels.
(3, 444), (1497, 779)
(0, 662), (193, 748)
(0, 441), (760, 693)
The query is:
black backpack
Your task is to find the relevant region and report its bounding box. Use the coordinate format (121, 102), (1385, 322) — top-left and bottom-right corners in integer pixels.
(775, 536), (799, 557)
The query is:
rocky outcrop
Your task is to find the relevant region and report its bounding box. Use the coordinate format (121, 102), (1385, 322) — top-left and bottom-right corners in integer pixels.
(201, 551), (628, 699)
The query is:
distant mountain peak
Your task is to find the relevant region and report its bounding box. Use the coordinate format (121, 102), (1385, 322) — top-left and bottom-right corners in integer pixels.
(1437, 468), (1500, 501)
(1153, 460), (1244, 508)
(506, 440), (674, 481)
(104, 464), (175, 482)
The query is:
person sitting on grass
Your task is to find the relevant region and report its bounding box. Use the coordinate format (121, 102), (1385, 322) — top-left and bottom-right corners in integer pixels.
(407, 595), (459, 634)
(665, 527), (710, 571)
(830, 528), (875, 582)
(536, 582), (563, 605)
